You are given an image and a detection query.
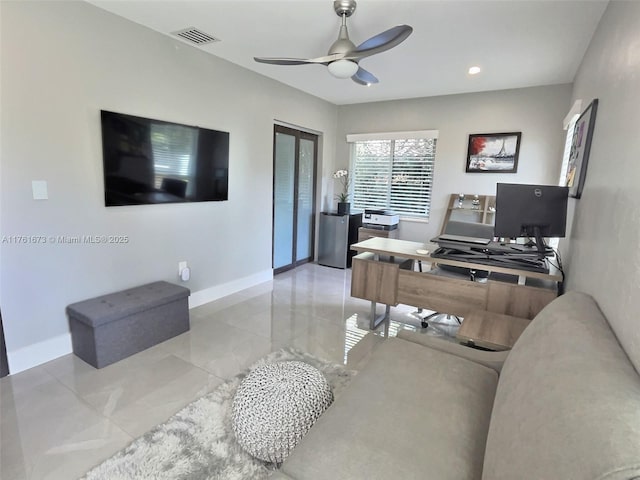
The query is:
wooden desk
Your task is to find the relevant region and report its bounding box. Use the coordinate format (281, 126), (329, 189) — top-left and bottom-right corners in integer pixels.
(350, 237), (560, 332)
(351, 238), (562, 283)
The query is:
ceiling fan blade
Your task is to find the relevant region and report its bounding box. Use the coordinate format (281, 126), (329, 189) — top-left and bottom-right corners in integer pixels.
(351, 67), (379, 86)
(346, 25), (413, 60)
(254, 54), (340, 66)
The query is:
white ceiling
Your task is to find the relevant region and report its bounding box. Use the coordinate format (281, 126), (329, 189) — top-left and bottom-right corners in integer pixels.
(88, 0), (608, 105)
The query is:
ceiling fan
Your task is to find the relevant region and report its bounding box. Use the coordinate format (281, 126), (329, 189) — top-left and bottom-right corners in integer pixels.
(253, 0), (413, 86)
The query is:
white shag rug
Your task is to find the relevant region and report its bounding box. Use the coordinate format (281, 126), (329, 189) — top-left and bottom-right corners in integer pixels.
(80, 348), (356, 480)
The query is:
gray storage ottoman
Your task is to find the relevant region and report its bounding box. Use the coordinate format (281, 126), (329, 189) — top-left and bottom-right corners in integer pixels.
(66, 281), (190, 368)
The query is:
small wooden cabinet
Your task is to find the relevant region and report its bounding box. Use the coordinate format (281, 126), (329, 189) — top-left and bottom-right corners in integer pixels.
(441, 193), (496, 232)
(358, 227), (399, 243)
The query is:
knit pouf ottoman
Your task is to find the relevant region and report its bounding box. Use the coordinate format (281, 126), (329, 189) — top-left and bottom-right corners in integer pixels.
(231, 360), (334, 464)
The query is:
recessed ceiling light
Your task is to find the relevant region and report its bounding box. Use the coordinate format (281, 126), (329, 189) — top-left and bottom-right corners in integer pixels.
(468, 66), (481, 75)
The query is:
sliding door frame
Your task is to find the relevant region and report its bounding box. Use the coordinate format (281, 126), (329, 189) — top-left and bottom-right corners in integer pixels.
(272, 124), (318, 274)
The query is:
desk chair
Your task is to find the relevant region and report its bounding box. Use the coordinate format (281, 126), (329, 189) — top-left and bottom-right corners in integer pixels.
(415, 220), (495, 329)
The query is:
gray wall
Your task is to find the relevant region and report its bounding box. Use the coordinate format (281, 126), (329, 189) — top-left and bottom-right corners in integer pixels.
(0, 1), (338, 371)
(563, 1), (640, 372)
(335, 85), (572, 242)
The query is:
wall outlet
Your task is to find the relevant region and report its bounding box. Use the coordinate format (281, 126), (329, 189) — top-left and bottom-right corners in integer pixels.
(32, 180), (48, 200)
(178, 261), (187, 275)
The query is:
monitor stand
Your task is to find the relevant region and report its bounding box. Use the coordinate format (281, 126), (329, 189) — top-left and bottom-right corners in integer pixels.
(524, 226), (552, 258)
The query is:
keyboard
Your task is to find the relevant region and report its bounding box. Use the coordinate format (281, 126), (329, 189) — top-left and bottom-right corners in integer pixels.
(436, 234), (491, 245)
(431, 247), (549, 273)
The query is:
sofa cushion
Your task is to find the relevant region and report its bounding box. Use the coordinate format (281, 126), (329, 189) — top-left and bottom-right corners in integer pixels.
(482, 292), (640, 480)
(280, 337), (498, 480)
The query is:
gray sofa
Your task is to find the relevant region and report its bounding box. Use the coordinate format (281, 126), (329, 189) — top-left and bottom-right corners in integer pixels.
(271, 292), (640, 479)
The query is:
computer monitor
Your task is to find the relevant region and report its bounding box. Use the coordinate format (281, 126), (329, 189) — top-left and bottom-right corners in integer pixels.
(494, 183), (569, 255)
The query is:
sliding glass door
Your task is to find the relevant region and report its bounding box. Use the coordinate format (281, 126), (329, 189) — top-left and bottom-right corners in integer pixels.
(273, 125), (318, 273)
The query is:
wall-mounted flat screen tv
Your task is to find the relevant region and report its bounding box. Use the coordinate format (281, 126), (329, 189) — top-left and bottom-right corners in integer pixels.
(101, 110), (229, 206)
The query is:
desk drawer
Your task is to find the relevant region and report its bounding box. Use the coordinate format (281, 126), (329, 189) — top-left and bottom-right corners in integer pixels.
(397, 270), (487, 317)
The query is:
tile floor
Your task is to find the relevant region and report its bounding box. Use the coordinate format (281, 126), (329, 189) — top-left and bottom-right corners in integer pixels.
(0, 263), (457, 480)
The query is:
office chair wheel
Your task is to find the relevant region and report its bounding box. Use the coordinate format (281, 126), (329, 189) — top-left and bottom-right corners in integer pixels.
(421, 321), (429, 329)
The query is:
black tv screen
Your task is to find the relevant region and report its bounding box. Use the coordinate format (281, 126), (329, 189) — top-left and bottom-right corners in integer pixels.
(100, 110), (229, 206)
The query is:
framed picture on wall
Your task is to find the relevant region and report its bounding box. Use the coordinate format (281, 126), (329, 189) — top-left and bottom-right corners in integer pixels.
(566, 99), (598, 199)
(466, 132), (521, 173)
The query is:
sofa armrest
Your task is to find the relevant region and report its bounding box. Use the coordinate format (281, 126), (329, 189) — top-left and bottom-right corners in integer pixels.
(397, 330), (509, 373)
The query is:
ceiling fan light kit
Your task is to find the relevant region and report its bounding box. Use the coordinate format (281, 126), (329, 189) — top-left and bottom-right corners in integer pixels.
(328, 59), (359, 78)
(253, 0), (413, 86)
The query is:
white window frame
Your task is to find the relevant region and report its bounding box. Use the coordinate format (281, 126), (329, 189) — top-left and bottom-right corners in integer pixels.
(346, 130), (439, 219)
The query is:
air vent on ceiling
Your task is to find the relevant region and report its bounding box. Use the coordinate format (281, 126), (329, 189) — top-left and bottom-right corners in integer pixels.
(172, 27), (220, 45)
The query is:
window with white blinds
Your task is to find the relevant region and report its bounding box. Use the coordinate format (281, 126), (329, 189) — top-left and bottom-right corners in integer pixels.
(348, 133), (438, 218)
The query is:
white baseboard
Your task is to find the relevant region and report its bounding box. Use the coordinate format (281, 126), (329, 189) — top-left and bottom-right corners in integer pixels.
(5, 269), (274, 375)
(7, 333), (73, 375)
(188, 269), (273, 309)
